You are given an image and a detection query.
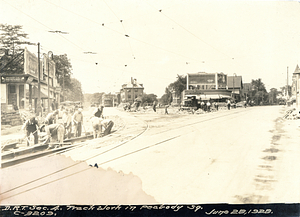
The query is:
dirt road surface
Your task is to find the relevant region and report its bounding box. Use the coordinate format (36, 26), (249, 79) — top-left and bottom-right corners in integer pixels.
(1, 105), (299, 205)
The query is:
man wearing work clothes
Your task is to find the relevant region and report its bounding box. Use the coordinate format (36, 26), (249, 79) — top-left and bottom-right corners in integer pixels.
(90, 116), (102, 139)
(93, 105), (104, 118)
(40, 124), (65, 149)
(101, 118), (114, 136)
(72, 108), (83, 137)
(45, 110), (58, 125)
(22, 116), (39, 146)
(62, 109), (72, 138)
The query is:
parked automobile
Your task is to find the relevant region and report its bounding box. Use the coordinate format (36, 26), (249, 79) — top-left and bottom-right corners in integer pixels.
(236, 102), (244, 107)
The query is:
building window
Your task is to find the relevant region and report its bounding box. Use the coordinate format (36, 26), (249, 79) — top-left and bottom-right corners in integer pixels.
(128, 89), (131, 92)
(135, 89), (138, 92)
(128, 95), (131, 98)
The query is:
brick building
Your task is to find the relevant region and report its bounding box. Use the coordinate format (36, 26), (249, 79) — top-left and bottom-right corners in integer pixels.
(120, 78), (144, 103)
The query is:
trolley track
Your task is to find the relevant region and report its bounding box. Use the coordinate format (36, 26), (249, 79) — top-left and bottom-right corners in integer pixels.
(1, 108), (253, 201)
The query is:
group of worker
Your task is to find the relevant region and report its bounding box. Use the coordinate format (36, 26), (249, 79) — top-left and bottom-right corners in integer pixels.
(22, 105), (114, 149)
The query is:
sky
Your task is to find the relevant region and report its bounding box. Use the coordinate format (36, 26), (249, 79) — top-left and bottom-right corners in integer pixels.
(1, 0), (300, 97)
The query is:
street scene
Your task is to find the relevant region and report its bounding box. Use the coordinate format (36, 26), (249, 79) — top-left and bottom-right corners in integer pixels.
(1, 1), (300, 216)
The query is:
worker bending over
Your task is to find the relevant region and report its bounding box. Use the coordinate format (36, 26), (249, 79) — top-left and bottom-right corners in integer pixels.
(101, 118), (114, 136)
(22, 116), (39, 146)
(40, 124), (65, 149)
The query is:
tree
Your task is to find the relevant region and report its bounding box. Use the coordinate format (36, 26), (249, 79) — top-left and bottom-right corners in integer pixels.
(280, 85), (292, 98)
(141, 93), (157, 105)
(160, 88), (172, 105)
(53, 54), (72, 92)
(251, 78), (267, 92)
(64, 78), (83, 101)
(0, 24), (30, 55)
(269, 88), (278, 104)
(168, 75), (186, 96)
(0, 24), (31, 74)
(250, 78), (268, 105)
(91, 92), (104, 105)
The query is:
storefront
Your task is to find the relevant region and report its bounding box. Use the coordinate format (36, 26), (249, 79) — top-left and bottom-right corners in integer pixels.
(183, 72), (232, 106)
(0, 48), (60, 113)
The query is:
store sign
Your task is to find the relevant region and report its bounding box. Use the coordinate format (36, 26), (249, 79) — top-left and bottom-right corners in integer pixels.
(189, 74), (215, 85)
(185, 90), (204, 95)
(1, 76), (25, 83)
(24, 48), (42, 78)
(42, 55), (55, 78)
(217, 73), (227, 88)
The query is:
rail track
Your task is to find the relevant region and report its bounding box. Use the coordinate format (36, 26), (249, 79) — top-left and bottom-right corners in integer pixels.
(0, 108), (253, 201)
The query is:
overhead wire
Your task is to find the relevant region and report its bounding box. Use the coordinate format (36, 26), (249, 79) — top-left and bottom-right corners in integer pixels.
(2, 0), (89, 53)
(102, 0), (135, 59)
(41, 0), (215, 67)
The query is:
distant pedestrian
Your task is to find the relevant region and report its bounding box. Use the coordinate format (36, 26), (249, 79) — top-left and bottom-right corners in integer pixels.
(165, 105), (169, 114)
(101, 118), (114, 136)
(207, 101), (211, 112)
(153, 101), (157, 112)
(227, 100), (231, 110)
(200, 101), (205, 110)
(72, 108), (83, 137)
(22, 116), (39, 146)
(215, 102), (219, 111)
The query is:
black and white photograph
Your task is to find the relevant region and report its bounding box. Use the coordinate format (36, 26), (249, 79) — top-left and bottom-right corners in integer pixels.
(1, 0), (300, 216)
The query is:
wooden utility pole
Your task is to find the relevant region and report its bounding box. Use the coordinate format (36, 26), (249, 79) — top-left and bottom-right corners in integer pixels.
(287, 66), (289, 99)
(37, 42), (41, 115)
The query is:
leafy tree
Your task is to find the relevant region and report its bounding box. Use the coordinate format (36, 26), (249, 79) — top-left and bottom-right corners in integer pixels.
(141, 93), (157, 104)
(160, 88), (172, 105)
(64, 78), (83, 102)
(53, 54), (72, 89)
(0, 24), (30, 55)
(249, 78), (268, 105)
(251, 78), (267, 92)
(0, 24), (31, 74)
(159, 75), (186, 105)
(168, 75), (186, 96)
(269, 88), (278, 104)
(91, 92), (104, 105)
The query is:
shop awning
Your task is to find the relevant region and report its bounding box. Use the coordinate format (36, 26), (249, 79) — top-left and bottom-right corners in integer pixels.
(26, 86), (49, 99)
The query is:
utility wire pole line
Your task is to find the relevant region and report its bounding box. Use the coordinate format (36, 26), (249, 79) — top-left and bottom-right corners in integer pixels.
(287, 66), (289, 100)
(38, 42), (41, 116)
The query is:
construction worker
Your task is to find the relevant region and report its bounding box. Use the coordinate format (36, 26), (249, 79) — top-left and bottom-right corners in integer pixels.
(72, 108), (83, 137)
(45, 110), (58, 125)
(153, 101), (157, 112)
(90, 116), (102, 139)
(40, 124), (65, 149)
(165, 104), (169, 114)
(92, 105), (104, 118)
(62, 109), (72, 139)
(101, 118), (114, 136)
(22, 116), (39, 146)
